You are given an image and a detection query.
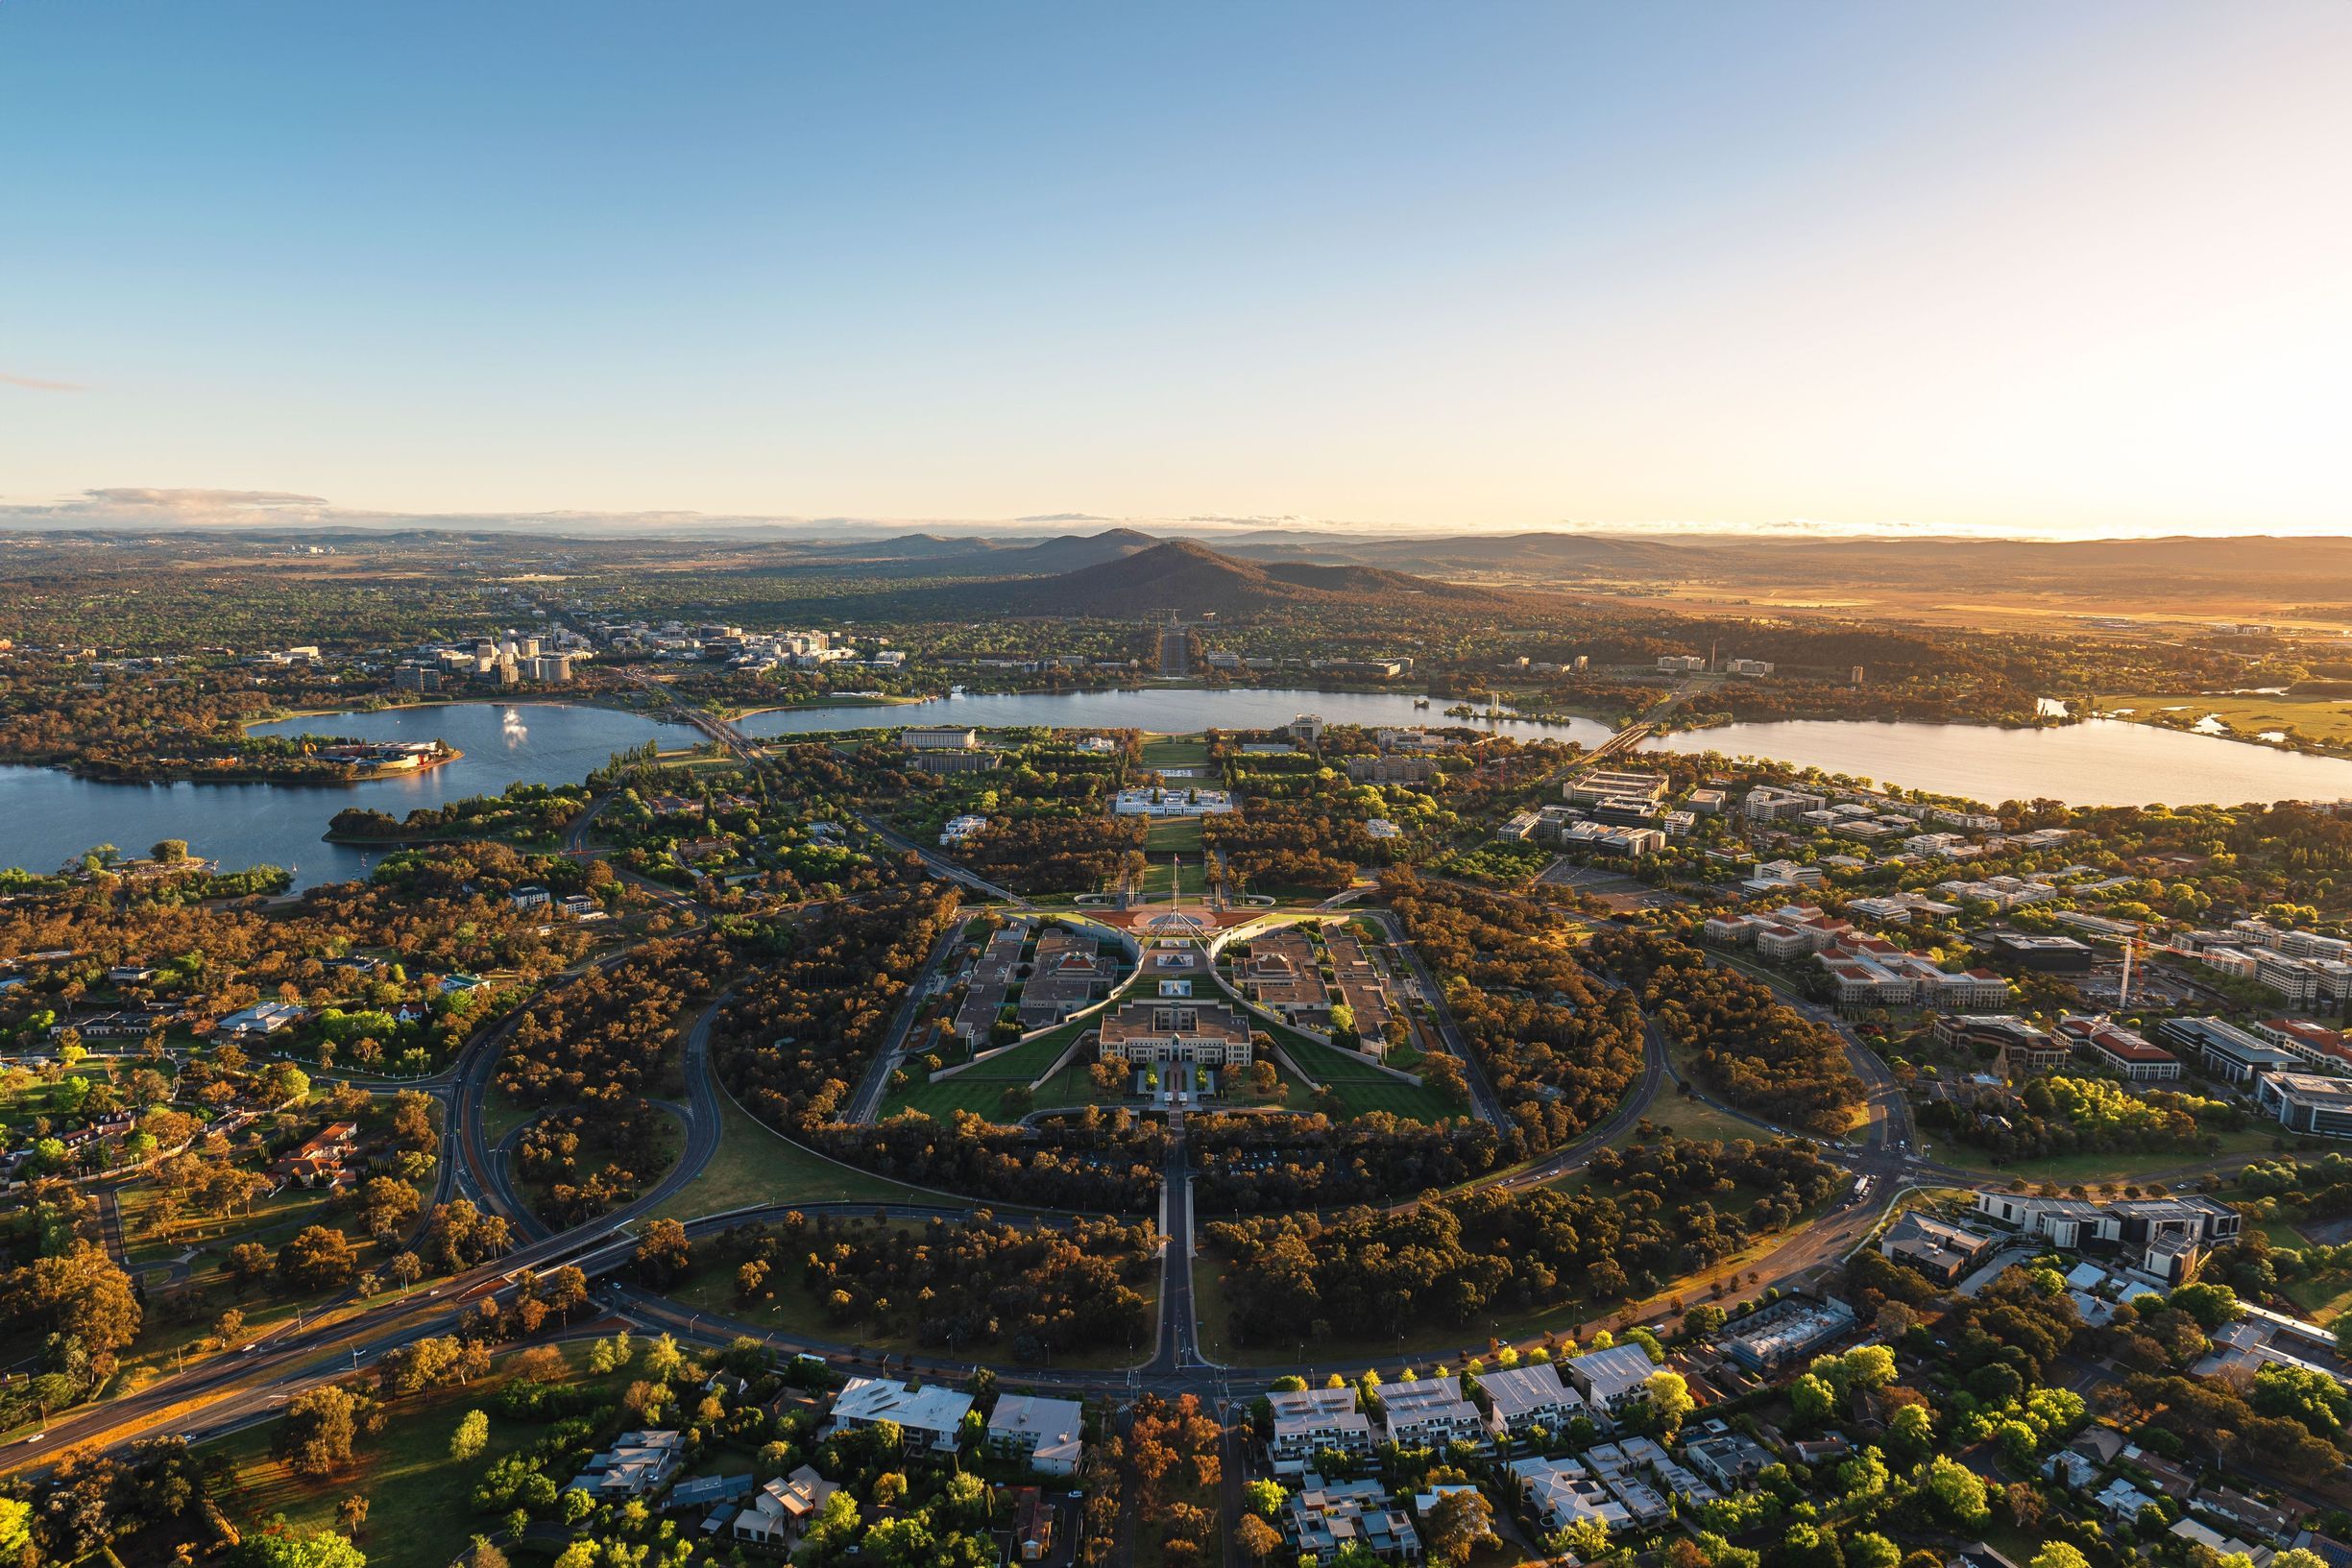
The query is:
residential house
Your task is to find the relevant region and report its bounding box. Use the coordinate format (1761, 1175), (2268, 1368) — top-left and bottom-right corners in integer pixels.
(733, 1465), (840, 1547)
(1506, 1455), (1632, 1536)
(1683, 1430), (1775, 1492)
(1284, 1477), (1421, 1564)
(1012, 1487), (1055, 1563)
(567, 1430), (685, 1502)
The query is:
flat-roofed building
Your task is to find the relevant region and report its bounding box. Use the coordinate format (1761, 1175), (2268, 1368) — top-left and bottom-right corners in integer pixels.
(1347, 756), (1441, 785)
(1881, 1212), (1998, 1284)
(2161, 1016), (2301, 1084)
(1097, 999), (1254, 1068)
(831, 1377), (973, 1453)
(2259, 1073), (2352, 1140)
(1979, 931), (2097, 973)
(952, 926), (1028, 1046)
(1718, 1295), (1856, 1373)
(898, 725), (979, 750)
(1565, 769), (1666, 807)
(986, 1394), (1084, 1475)
(1743, 785), (1828, 821)
(1018, 928), (1113, 1028)
(914, 749), (1002, 775)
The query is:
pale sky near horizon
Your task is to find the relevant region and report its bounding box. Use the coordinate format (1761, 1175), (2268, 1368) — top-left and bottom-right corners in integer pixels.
(4, 2), (2349, 539)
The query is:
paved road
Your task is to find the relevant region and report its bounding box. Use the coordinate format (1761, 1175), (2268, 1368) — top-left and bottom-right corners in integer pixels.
(1350, 906), (1514, 1134)
(853, 809), (1029, 905)
(845, 923), (964, 1125)
(1155, 1112), (1200, 1373)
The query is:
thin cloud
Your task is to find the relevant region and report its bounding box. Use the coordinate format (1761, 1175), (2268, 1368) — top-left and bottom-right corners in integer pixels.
(0, 371), (84, 393)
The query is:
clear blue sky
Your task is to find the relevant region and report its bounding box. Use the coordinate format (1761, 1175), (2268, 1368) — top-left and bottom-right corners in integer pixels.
(4, 2), (2348, 536)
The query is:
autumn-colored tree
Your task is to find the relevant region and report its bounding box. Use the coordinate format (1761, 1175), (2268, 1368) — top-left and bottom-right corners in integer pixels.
(634, 1218), (691, 1287)
(277, 1225), (358, 1291)
(279, 1386), (360, 1477)
(1235, 1514), (1281, 1563)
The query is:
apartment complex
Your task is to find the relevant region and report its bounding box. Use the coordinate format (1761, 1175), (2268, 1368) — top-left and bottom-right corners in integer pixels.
(1375, 1376), (1488, 1450)
(1269, 1387), (1373, 1465)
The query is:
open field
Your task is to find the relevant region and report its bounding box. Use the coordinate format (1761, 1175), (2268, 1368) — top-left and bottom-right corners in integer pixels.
(1619, 1091), (1774, 1148)
(650, 1080), (936, 1221)
(1138, 734), (1210, 769)
(1928, 1126), (2285, 1186)
(1264, 1022), (1464, 1124)
(880, 1019), (1089, 1121)
(1142, 814), (1204, 859)
(2097, 691), (2352, 746)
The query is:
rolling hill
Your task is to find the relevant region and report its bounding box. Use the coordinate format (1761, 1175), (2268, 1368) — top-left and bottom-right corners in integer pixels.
(978, 538), (1539, 616)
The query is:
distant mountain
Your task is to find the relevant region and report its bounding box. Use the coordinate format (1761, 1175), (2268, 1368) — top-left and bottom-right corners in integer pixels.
(980, 538), (1535, 616)
(780, 526), (1160, 577)
(935, 527), (1159, 576)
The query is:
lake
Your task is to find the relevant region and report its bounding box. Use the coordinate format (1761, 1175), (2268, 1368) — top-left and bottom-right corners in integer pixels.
(1, 688), (2344, 885)
(0, 702), (694, 889)
(735, 687), (1615, 744)
(1641, 715), (2352, 808)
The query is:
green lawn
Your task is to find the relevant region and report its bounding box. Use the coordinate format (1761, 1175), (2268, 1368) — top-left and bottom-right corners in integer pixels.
(880, 1020), (1090, 1120)
(118, 1179), (344, 1265)
(0, 1063), (127, 1129)
(1932, 1124), (2286, 1186)
(1321, 1076), (1466, 1123)
(1143, 815), (1204, 854)
(1253, 1022), (1465, 1123)
(1619, 1092), (1777, 1148)
(887, 1076), (1038, 1123)
(1139, 734), (1211, 769)
(478, 1083), (539, 1146)
(649, 1079), (935, 1221)
(1031, 1061), (1140, 1109)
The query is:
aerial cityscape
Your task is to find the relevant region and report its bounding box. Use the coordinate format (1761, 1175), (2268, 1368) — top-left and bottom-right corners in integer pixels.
(5, 6), (2352, 1568)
